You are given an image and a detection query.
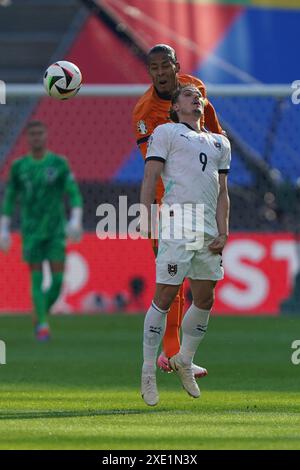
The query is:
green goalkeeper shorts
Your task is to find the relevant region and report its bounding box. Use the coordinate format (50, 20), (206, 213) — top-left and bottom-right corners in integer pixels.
(22, 236), (66, 264)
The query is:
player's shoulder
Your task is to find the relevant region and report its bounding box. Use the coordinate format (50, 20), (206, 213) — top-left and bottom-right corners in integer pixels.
(132, 85), (154, 120)
(209, 132), (231, 151)
(11, 155), (29, 171)
(47, 152), (69, 165)
(153, 122), (178, 136)
(178, 74), (206, 94)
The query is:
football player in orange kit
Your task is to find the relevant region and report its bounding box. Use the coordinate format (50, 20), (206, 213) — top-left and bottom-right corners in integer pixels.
(133, 44), (223, 377)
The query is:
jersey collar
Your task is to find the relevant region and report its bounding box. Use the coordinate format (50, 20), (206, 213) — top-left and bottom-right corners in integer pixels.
(29, 151), (50, 163)
(181, 122), (199, 132)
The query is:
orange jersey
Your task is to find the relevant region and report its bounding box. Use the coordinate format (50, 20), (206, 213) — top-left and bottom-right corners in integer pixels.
(133, 73), (223, 203)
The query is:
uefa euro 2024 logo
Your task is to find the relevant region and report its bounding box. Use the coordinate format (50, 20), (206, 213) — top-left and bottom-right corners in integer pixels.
(0, 340), (6, 365)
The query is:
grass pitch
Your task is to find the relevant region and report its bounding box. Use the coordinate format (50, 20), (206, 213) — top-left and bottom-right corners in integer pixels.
(0, 314), (300, 449)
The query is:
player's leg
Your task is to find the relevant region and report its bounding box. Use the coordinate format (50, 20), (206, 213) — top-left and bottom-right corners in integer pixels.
(45, 237), (66, 312)
(141, 282), (181, 406)
(29, 261), (51, 341)
(169, 279), (215, 398)
(46, 261), (64, 312)
(169, 241), (223, 397)
(159, 285), (184, 366)
(23, 237), (49, 340)
(176, 279), (215, 365)
(156, 239), (207, 378)
(153, 233), (184, 371)
(29, 262), (46, 323)
(142, 234), (190, 406)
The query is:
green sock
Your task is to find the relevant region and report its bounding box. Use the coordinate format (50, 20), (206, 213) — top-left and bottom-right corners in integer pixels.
(31, 271), (47, 326)
(45, 272), (63, 311)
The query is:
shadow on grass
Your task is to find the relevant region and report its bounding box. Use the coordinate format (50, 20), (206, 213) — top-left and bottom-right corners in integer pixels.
(0, 408), (171, 421)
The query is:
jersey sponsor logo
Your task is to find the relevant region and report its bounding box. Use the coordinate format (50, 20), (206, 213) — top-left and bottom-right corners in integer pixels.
(137, 120), (148, 135)
(180, 134), (190, 141)
(168, 263), (178, 276)
(45, 167), (58, 182)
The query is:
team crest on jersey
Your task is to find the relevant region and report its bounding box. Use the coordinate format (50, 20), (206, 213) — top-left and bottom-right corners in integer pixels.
(137, 120), (148, 135)
(45, 167), (58, 182)
(168, 264), (178, 277)
(214, 140), (222, 150)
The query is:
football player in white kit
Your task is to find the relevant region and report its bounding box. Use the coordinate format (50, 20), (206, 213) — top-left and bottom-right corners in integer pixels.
(140, 84), (231, 406)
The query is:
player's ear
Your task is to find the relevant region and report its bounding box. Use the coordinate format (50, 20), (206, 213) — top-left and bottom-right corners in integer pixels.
(175, 61), (180, 73)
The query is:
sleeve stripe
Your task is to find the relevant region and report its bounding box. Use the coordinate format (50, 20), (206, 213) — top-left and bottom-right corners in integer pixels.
(145, 156), (165, 163)
(218, 169), (230, 174)
(137, 136), (150, 145)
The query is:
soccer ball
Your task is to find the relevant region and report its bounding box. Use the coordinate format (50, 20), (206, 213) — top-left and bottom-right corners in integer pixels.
(43, 61), (82, 100)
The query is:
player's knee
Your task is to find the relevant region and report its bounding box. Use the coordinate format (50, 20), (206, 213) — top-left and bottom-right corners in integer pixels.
(154, 283), (181, 311)
(194, 292), (215, 310)
(154, 291), (177, 311)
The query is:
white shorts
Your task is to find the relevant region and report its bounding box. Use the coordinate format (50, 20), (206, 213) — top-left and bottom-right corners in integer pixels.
(156, 236), (224, 285)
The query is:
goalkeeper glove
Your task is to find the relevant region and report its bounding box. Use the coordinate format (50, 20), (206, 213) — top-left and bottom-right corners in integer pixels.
(0, 215), (11, 252)
(66, 207), (83, 242)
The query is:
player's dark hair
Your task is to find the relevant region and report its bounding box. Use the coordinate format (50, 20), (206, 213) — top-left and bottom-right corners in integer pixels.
(147, 44), (177, 64)
(26, 120), (46, 131)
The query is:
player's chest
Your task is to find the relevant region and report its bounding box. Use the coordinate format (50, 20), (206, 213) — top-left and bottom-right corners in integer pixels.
(19, 165), (62, 191)
(171, 133), (221, 171)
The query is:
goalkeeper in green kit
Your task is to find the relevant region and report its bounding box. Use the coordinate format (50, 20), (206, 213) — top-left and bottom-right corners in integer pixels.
(0, 121), (83, 341)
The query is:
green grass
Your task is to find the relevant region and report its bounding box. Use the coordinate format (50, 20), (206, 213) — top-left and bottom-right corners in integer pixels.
(0, 314), (300, 449)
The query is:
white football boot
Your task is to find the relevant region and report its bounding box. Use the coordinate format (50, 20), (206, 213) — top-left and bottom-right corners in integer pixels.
(157, 353), (208, 378)
(169, 353), (201, 398)
(141, 372), (159, 406)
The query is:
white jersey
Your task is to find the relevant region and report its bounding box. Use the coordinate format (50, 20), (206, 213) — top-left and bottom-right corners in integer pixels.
(145, 122), (231, 237)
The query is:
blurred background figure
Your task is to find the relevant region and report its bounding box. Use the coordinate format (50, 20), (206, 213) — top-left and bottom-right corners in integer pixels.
(0, 121), (83, 340)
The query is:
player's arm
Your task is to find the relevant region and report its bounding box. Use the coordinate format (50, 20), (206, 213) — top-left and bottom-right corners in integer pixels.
(204, 100), (223, 134)
(200, 83), (223, 134)
(209, 138), (231, 253)
(140, 125), (170, 236)
(209, 174), (230, 254)
(63, 162), (83, 242)
(140, 160), (164, 237)
(133, 106), (156, 160)
(0, 162), (18, 252)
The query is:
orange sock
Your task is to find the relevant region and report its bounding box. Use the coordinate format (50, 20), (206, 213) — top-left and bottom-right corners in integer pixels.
(162, 285), (185, 358)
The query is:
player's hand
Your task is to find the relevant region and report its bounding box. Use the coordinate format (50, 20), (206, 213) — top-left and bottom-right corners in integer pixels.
(0, 232), (11, 252)
(66, 221), (83, 243)
(208, 234), (228, 254)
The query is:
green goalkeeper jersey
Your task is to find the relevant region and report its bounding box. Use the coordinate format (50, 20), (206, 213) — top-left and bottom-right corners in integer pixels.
(1, 151), (82, 240)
